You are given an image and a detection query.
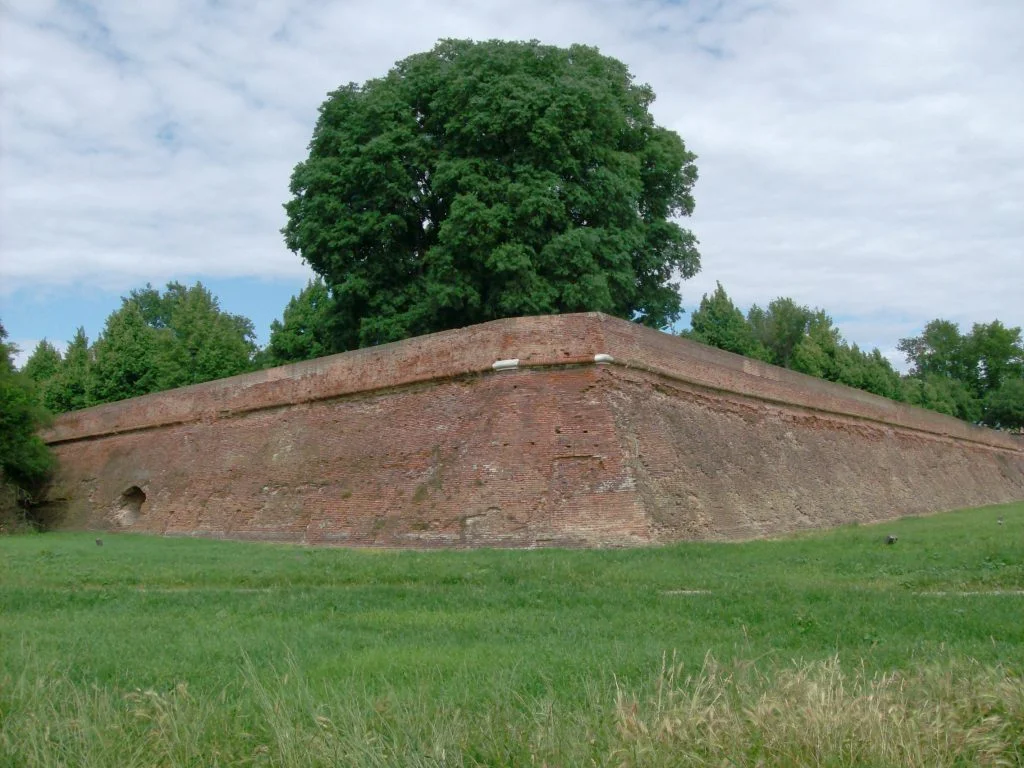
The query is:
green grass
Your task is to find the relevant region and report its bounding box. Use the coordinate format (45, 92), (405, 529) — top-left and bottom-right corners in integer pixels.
(2, 502), (1023, 766)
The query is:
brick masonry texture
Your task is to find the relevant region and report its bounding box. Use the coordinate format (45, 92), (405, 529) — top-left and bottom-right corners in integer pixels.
(42, 313), (1024, 546)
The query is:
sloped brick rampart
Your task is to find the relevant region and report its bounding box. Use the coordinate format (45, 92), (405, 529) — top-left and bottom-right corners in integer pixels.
(43, 313), (1024, 545)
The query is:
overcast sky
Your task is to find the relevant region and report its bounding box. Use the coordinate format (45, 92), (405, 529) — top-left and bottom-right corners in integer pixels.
(2, 0), (1022, 369)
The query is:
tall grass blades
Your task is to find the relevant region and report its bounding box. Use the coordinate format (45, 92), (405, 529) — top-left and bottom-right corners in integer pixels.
(3, 655), (1022, 766)
(612, 653), (1024, 766)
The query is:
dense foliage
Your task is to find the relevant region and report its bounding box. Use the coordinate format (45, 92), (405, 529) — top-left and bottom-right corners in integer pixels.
(23, 282), (258, 412)
(685, 285), (902, 400)
(45, 328), (91, 413)
(687, 282), (766, 360)
(898, 319), (1024, 428)
(283, 39), (700, 351)
(263, 278), (336, 366)
(684, 284), (1023, 428)
(0, 322), (54, 520)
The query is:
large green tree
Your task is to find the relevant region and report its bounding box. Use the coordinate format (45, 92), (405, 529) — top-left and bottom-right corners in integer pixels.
(684, 288), (903, 401)
(900, 374), (983, 423)
(127, 282), (257, 387)
(985, 378), (1024, 430)
(22, 340), (62, 385)
(963, 321), (1023, 398)
(897, 320), (972, 383)
(745, 301), (902, 399)
(747, 298), (822, 370)
(90, 302), (163, 404)
(284, 39), (700, 351)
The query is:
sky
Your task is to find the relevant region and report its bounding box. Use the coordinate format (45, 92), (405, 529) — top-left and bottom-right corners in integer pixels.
(1, 0), (1022, 370)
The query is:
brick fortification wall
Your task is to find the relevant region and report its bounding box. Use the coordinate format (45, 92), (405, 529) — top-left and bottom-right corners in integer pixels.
(42, 313), (1024, 546)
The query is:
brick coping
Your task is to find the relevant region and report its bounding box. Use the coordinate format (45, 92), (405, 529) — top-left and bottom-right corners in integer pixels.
(42, 312), (1023, 454)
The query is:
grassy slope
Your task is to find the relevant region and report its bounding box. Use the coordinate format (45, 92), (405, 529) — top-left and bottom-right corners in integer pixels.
(1, 502), (1023, 765)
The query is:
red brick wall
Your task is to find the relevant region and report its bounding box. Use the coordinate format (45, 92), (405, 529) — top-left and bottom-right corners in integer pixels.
(42, 313), (1024, 545)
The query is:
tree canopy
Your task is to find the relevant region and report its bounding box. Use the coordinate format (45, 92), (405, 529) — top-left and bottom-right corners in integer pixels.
(43, 328), (92, 414)
(686, 283), (1023, 429)
(687, 282), (767, 360)
(898, 319), (1024, 428)
(264, 278), (336, 366)
(284, 39), (700, 351)
(684, 286), (904, 403)
(90, 301), (164, 404)
(126, 282), (257, 389)
(24, 282), (258, 412)
(22, 339), (63, 409)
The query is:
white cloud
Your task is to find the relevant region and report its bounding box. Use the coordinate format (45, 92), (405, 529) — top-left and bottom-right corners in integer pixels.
(1, 0), (1022, 364)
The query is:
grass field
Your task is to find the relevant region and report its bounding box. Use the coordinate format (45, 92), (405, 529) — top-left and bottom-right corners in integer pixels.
(2, 502), (1023, 766)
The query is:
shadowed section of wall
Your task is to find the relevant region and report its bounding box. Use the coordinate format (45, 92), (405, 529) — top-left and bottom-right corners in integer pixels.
(607, 370), (1023, 540)
(41, 313), (1024, 546)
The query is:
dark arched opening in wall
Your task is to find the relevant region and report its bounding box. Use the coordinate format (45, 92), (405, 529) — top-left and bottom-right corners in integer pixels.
(117, 486), (147, 526)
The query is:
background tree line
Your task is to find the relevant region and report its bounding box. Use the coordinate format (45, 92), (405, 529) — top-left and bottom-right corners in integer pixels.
(20, 282), (258, 413)
(685, 282), (1024, 430)
(12, 277), (1023, 431)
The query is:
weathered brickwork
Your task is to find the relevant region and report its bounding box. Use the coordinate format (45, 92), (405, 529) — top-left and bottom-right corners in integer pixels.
(42, 313), (1024, 546)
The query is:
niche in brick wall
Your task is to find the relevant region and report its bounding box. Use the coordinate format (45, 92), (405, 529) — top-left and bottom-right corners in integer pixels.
(115, 486), (147, 526)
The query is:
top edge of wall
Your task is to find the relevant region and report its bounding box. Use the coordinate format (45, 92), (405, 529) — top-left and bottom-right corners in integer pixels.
(42, 312), (1022, 453)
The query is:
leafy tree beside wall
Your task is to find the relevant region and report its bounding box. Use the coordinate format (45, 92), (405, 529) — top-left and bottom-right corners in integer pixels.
(985, 378), (1024, 430)
(283, 39), (701, 352)
(91, 302), (165, 404)
(21, 340), (62, 388)
(127, 282), (257, 388)
(900, 374), (981, 423)
(92, 282), (257, 405)
(21, 339), (63, 409)
(46, 328), (92, 413)
(686, 282), (767, 360)
(897, 320), (974, 384)
(0, 322), (54, 523)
